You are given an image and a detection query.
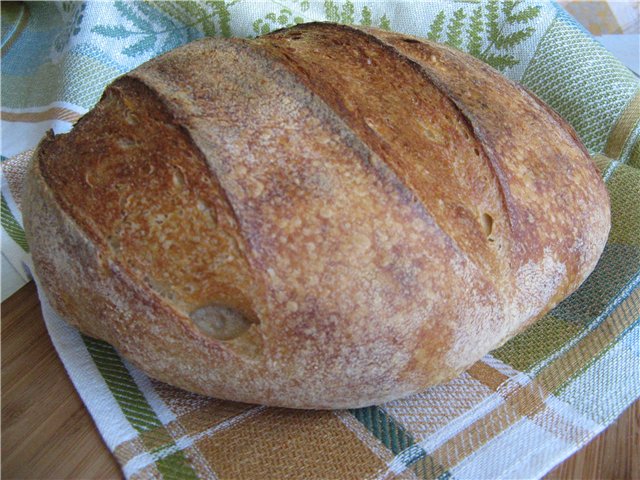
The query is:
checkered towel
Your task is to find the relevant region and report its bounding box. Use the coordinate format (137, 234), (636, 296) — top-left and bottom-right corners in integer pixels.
(2, 2), (639, 479)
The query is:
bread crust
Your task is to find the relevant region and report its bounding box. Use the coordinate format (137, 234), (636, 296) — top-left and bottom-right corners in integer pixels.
(23, 24), (610, 409)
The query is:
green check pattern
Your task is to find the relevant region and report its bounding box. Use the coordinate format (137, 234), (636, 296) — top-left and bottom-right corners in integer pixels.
(83, 336), (200, 478)
(1, 194), (29, 252)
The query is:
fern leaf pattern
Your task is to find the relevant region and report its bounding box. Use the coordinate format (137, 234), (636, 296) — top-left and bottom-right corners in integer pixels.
(152, 2), (191, 27)
(91, 0), (238, 57)
(361, 6), (372, 26)
(253, 0), (390, 37)
(506, 5), (541, 24)
(53, 2), (86, 55)
(91, 25), (132, 40)
(502, 0), (519, 23)
(467, 7), (483, 56)
(379, 14), (391, 30)
(182, 2), (218, 36)
(324, 0), (340, 22)
(427, 11), (446, 41)
(494, 27), (535, 50)
(485, 0), (501, 45)
(114, 1), (153, 33)
(208, 1), (234, 37)
(425, 0), (541, 71)
(122, 34), (156, 57)
(252, 6), (304, 35)
(137, 2), (180, 32)
(341, 1), (355, 24)
(482, 52), (519, 70)
(446, 8), (466, 49)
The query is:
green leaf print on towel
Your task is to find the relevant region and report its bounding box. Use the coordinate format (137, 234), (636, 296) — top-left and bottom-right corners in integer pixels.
(252, 2), (306, 36)
(427, 0), (541, 71)
(323, 1), (390, 30)
(253, 1), (391, 36)
(53, 2), (86, 54)
(91, 1), (238, 58)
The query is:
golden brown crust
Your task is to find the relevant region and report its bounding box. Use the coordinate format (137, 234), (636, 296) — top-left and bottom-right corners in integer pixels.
(255, 23), (513, 310)
(369, 26), (610, 315)
(23, 24), (610, 409)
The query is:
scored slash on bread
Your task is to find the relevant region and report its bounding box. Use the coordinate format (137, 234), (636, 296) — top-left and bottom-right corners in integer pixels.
(24, 23), (609, 409)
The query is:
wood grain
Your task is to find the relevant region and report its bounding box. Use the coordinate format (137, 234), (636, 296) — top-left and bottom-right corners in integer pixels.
(1, 281), (638, 479)
(1, 281), (120, 480)
(545, 400), (639, 480)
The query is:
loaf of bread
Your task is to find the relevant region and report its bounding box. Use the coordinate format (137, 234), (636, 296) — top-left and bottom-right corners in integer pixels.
(24, 23), (610, 409)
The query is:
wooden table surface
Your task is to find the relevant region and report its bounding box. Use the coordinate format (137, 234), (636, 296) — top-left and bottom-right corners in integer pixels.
(2, 281), (639, 479)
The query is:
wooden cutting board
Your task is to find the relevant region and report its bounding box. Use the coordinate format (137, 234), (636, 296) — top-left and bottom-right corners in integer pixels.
(2, 281), (638, 479)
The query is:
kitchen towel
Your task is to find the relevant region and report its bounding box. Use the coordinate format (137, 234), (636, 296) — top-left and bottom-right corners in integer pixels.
(2, 2), (639, 479)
